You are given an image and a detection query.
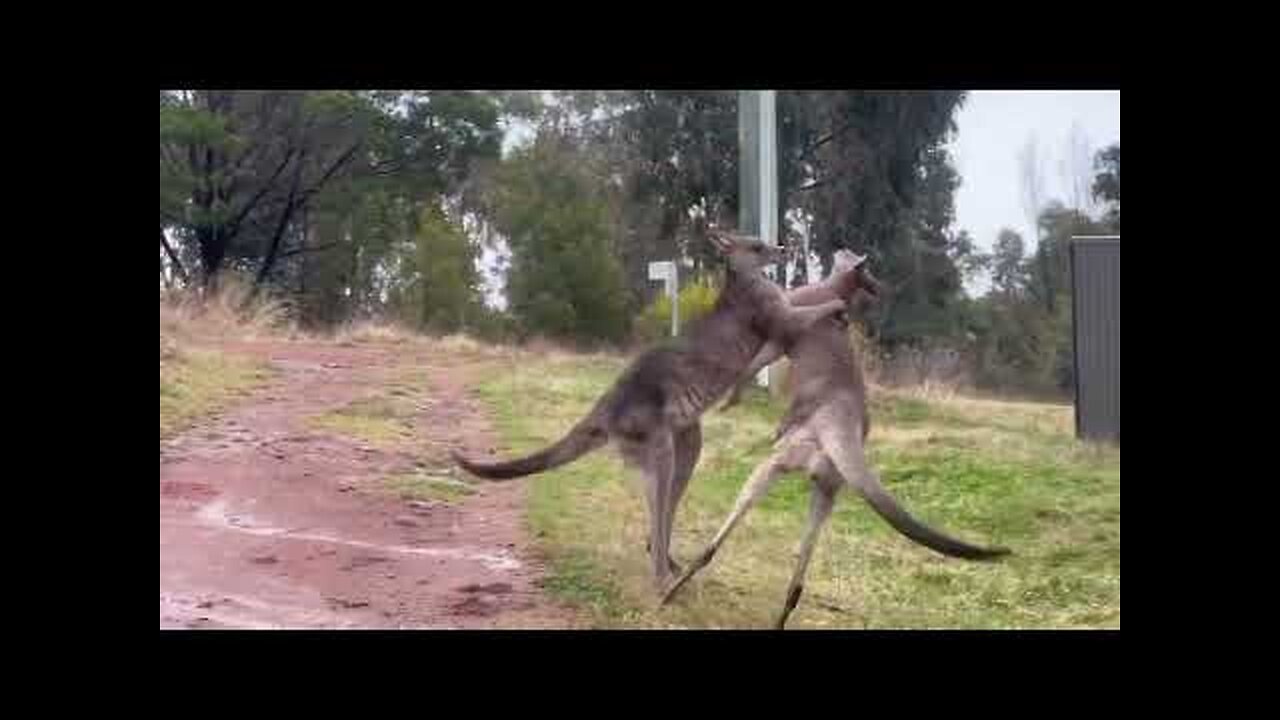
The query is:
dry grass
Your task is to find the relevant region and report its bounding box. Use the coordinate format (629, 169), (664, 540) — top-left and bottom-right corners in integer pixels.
(160, 274), (296, 343)
(436, 333), (514, 358)
(328, 321), (521, 364)
(159, 276), (292, 441)
(331, 320), (417, 347)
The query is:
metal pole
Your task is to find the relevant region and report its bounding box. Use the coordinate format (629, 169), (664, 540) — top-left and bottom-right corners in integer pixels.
(739, 90), (778, 387)
(669, 264), (679, 337)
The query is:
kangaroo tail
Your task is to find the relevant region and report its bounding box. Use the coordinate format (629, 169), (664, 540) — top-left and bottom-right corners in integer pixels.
(812, 407), (1010, 560)
(452, 412), (608, 480)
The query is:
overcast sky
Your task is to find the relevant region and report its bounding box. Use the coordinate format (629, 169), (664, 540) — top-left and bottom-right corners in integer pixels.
(948, 90), (1120, 254)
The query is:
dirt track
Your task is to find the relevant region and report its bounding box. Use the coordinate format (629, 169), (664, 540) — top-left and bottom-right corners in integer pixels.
(159, 339), (576, 629)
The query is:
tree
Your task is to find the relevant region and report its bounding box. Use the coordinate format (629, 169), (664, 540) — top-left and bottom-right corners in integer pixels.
(951, 229), (989, 287)
(607, 91), (740, 280)
(159, 91), (378, 290)
(871, 144), (970, 345)
(785, 92), (969, 348)
(527, 91), (969, 349)
(967, 228), (1045, 390)
(158, 90), (503, 303)
(990, 229), (1029, 297)
(1018, 134), (1046, 247)
(390, 202), (483, 333)
(159, 88), (971, 350)
(489, 133), (630, 344)
(969, 203), (1111, 396)
(793, 93), (966, 256)
(1093, 143), (1120, 231)
(1060, 122), (1097, 219)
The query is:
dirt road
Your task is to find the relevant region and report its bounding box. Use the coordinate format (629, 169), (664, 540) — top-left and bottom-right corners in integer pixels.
(159, 339), (576, 629)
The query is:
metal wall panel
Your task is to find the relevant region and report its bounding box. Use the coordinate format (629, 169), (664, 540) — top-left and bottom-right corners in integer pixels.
(1071, 238), (1121, 442)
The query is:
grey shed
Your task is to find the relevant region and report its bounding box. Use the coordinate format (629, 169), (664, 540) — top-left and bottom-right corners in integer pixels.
(1070, 236), (1120, 443)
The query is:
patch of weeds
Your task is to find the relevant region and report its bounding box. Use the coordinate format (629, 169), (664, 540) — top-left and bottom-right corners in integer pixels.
(160, 348), (272, 440)
(384, 470), (476, 502)
(309, 395), (415, 446)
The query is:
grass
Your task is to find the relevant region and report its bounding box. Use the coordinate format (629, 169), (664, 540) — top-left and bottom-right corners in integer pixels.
(309, 395), (418, 447)
(159, 344), (272, 440)
(158, 278), (295, 442)
(305, 362), (456, 452)
(474, 352), (1120, 629)
(385, 468), (477, 502)
(160, 274), (296, 342)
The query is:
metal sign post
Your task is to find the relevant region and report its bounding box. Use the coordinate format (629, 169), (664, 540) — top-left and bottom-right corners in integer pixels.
(648, 260), (679, 337)
(739, 90), (778, 387)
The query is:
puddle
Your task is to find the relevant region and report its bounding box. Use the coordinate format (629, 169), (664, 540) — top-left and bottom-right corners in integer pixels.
(195, 500), (522, 572)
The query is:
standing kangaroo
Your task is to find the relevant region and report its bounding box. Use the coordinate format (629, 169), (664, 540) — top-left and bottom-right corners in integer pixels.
(451, 231), (850, 593)
(661, 249), (1010, 628)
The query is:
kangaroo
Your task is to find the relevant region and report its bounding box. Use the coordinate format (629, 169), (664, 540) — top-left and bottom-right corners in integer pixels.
(451, 230), (851, 593)
(661, 249), (1010, 628)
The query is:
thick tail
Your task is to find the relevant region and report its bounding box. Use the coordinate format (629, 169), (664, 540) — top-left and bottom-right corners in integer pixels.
(813, 408), (1010, 561)
(451, 414), (609, 481)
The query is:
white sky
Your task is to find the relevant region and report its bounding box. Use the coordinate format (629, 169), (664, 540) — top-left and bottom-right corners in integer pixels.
(948, 90), (1120, 254)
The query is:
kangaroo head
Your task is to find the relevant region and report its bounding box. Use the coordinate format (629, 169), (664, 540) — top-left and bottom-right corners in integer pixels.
(707, 229), (786, 277)
(832, 248), (864, 273)
(831, 248), (882, 299)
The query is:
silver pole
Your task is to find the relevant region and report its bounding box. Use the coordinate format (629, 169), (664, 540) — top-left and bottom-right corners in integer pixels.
(670, 264), (679, 337)
(739, 90), (778, 387)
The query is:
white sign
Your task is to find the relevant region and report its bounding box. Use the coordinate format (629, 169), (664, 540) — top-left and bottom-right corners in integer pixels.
(648, 260), (679, 337)
(648, 261), (675, 281)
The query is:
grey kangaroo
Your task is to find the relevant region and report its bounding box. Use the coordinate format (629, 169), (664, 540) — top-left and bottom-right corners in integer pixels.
(661, 249), (1010, 628)
(451, 230), (850, 593)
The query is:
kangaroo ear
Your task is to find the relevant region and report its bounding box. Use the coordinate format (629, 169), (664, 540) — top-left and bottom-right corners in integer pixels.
(708, 229), (752, 254)
(833, 247), (869, 269)
(832, 249), (865, 273)
(706, 229), (730, 254)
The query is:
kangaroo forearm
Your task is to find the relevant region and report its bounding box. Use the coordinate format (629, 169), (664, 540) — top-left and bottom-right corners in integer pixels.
(784, 283), (838, 306)
(790, 300), (847, 330)
(721, 340), (785, 410)
(742, 341), (784, 384)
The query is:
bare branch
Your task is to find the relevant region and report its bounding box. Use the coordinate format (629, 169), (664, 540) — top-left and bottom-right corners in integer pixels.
(250, 152), (308, 295)
(296, 142), (363, 204)
(225, 147), (297, 237)
(795, 177), (834, 193)
(1018, 135), (1044, 241)
(160, 142), (188, 178)
(797, 121), (857, 162)
(278, 242), (340, 260)
(160, 225), (188, 283)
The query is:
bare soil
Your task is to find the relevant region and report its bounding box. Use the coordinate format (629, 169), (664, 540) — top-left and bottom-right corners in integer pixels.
(159, 339), (577, 629)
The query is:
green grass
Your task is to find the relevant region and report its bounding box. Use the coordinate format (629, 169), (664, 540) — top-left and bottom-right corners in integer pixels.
(475, 353), (1120, 629)
(385, 469), (477, 502)
(159, 346), (272, 440)
(309, 395), (417, 447)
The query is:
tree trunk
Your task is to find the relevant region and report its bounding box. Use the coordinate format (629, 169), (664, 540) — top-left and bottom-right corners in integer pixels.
(159, 225), (188, 285)
(196, 226), (227, 294)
